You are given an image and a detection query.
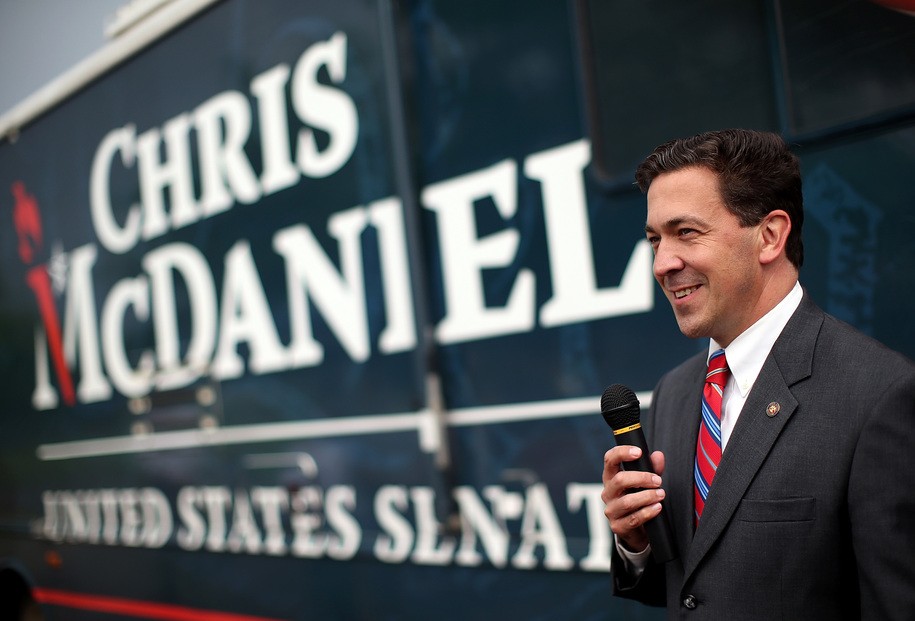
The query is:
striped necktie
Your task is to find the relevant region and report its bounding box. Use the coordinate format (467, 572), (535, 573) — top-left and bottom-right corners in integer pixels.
(694, 348), (729, 523)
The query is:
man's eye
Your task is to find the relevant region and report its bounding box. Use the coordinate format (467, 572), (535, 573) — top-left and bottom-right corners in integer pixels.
(678, 228), (698, 237)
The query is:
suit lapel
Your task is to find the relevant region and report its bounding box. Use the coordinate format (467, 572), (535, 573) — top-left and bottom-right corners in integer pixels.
(664, 356), (706, 558)
(681, 294), (822, 582)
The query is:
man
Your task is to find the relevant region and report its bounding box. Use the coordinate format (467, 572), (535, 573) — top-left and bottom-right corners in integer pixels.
(602, 129), (915, 619)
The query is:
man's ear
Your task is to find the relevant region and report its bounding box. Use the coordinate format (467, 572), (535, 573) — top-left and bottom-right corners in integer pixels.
(758, 209), (791, 265)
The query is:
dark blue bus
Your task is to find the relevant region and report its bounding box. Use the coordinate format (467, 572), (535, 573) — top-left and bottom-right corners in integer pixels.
(1, 0), (913, 618)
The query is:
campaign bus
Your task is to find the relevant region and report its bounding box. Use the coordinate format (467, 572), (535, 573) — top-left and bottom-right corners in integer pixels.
(1, 0), (913, 618)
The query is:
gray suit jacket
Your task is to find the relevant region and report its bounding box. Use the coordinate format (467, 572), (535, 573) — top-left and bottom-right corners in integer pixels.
(612, 293), (915, 620)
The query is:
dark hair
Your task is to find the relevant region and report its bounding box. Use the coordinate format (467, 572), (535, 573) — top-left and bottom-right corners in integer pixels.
(635, 129), (804, 268)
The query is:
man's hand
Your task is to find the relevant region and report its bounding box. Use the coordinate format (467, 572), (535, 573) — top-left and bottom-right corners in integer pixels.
(601, 446), (667, 552)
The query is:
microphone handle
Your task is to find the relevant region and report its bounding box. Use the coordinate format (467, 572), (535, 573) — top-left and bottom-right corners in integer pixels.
(614, 426), (678, 563)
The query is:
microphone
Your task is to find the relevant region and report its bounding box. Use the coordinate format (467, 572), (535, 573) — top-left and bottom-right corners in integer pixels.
(601, 383), (678, 563)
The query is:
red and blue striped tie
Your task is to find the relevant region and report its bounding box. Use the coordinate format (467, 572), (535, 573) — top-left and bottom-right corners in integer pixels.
(694, 349), (729, 523)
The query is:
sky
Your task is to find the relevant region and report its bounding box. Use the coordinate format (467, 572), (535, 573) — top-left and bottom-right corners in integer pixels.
(0, 0), (126, 115)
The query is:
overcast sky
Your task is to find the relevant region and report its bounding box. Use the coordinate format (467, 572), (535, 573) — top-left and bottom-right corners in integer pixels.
(0, 0), (126, 115)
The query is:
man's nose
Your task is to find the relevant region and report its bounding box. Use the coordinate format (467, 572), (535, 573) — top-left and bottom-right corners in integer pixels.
(652, 241), (684, 279)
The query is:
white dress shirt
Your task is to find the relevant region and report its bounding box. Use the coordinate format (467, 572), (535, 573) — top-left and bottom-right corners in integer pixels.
(711, 281), (803, 451)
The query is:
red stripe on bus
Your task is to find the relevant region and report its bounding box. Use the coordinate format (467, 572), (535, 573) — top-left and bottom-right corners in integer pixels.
(33, 588), (286, 621)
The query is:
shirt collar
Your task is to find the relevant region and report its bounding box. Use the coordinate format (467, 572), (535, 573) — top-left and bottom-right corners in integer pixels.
(709, 281), (803, 397)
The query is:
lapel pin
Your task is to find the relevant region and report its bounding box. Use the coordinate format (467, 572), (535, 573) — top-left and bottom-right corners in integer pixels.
(766, 402), (780, 418)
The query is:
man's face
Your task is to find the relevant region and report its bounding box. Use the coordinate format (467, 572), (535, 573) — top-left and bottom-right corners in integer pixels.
(644, 166), (764, 346)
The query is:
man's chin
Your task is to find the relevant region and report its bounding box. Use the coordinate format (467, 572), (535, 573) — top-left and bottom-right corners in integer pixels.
(673, 315), (706, 340)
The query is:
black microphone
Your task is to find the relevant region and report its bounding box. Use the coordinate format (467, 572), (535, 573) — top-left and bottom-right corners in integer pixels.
(601, 383), (677, 563)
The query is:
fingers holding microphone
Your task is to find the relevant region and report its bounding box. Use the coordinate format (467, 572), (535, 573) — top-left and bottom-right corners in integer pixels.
(600, 383), (678, 562)
(602, 446), (667, 552)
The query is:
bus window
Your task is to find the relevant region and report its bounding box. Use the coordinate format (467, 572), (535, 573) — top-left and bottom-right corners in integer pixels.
(575, 0), (779, 185)
(776, 0), (915, 136)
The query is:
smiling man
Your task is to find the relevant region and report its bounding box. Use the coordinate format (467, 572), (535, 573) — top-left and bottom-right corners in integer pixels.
(601, 129), (915, 619)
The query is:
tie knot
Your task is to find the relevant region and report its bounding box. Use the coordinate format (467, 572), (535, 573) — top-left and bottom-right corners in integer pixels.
(706, 349), (729, 388)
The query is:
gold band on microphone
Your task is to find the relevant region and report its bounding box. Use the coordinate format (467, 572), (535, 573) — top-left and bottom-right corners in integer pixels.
(612, 423), (642, 435)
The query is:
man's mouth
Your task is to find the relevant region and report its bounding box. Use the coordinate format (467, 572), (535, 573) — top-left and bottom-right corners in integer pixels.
(673, 286), (699, 300)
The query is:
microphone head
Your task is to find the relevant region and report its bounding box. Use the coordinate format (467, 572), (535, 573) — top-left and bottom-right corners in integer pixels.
(600, 384), (641, 431)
